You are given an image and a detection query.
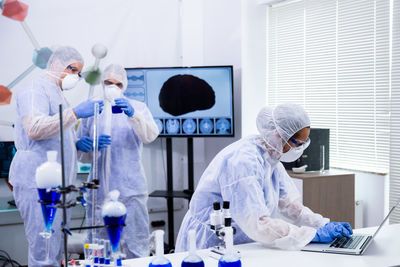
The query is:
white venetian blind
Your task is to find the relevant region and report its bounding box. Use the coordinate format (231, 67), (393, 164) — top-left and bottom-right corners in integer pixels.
(268, 0), (390, 174)
(390, 0), (400, 224)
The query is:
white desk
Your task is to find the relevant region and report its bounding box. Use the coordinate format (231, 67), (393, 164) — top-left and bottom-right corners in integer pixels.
(124, 224), (400, 267)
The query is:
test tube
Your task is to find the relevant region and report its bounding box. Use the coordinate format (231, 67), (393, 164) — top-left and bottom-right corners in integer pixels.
(104, 240), (111, 265)
(83, 243), (90, 260)
(320, 145), (325, 173)
(93, 238), (99, 267)
(99, 239), (105, 265)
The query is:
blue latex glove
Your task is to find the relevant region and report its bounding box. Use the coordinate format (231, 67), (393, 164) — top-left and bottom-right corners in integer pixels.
(311, 222), (353, 243)
(76, 136), (93, 152)
(114, 98), (134, 117)
(331, 222), (353, 236)
(98, 135), (111, 150)
(73, 100), (104, 119)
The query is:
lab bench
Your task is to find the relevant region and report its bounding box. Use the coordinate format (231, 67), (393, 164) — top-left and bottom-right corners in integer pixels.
(124, 223), (400, 267)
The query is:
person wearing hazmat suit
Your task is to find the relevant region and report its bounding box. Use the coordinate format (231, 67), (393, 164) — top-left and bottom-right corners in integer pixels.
(9, 46), (103, 266)
(176, 103), (353, 251)
(77, 64), (159, 258)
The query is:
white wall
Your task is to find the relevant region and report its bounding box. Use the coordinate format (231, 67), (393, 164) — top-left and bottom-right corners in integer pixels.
(241, 0), (268, 137)
(0, 0), (242, 260)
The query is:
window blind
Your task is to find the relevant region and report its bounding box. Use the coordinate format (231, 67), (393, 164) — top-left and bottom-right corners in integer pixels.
(268, 0), (390, 174)
(390, 0), (400, 224)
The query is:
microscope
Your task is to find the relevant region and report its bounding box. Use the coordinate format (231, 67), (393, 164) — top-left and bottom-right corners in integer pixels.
(209, 201), (241, 259)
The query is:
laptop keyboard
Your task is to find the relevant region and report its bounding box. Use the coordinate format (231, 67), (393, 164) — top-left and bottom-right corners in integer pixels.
(329, 235), (364, 249)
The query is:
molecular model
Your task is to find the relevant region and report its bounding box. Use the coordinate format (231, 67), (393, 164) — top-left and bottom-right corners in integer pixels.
(0, 0), (108, 106)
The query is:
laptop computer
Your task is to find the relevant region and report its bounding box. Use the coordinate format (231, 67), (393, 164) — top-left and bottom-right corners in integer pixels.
(302, 199), (400, 255)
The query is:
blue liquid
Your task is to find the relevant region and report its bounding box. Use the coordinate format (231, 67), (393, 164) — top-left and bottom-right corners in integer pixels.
(112, 106), (123, 113)
(99, 257), (105, 264)
(105, 258), (111, 265)
(218, 260), (241, 267)
(149, 263), (172, 267)
(103, 215), (126, 252)
(37, 188), (61, 231)
(182, 261), (205, 267)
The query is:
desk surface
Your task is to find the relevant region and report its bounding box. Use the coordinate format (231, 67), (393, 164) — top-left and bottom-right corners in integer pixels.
(287, 169), (354, 178)
(124, 224), (400, 267)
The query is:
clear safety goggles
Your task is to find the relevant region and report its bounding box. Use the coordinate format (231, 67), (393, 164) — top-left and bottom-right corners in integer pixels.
(288, 137), (311, 150)
(66, 65), (82, 78)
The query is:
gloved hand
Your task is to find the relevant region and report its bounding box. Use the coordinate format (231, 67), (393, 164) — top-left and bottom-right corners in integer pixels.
(115, 98), (134, 117)
(73, 100), (104, 119)
(311, 222), (353, 243)
(76, 136), (93, 152)
(331, 222), (353, 235)
(98, 135), (111, 150)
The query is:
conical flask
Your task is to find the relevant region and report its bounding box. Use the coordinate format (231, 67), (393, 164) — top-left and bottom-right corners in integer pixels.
(149, 230), (172, 267)
(181, 230), (204, 267)
(218, 227), (241, 267)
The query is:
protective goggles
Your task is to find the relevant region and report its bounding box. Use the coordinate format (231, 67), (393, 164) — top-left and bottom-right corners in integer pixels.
(288, 137), (311, 149)
(66, 65), (82, 78)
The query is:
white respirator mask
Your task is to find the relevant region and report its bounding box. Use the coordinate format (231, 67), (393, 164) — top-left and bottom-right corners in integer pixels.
(61, 74), (80, 91)
(279, 138), (310, 163)
(104, 84), (122, 103)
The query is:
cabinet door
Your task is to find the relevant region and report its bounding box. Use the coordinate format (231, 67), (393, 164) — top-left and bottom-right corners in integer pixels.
(302, 175), (355, 227)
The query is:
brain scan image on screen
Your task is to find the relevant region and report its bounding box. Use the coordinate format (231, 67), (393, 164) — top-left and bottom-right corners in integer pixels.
(124, 87), (145, 102)
(166, 119), (180, 134)
(159, 74), (215, 116)
(127, 70), (145, 85)
(125, 66), (234, 137)
(182, 119), (196, 134)
(216, 118), (231, 134)
(200, 119), (214, 134)
(155, 119), (164, 134)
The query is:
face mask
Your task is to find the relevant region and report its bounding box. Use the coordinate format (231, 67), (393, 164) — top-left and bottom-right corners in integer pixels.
(104, 85), (122, 103)
(279, 137), (310, 163)
(61, 74), (80, 90)
(279, 146), (305, 163)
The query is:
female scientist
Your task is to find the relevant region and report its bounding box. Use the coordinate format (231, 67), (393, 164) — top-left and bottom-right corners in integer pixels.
(176, 103), (352, 251)
(77, 64), (159, 258)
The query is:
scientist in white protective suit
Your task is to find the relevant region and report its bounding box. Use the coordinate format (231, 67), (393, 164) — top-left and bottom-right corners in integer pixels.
(176, 103), (353, 251)
(77, 64), (159, 258)
(9, 46), (103, 266)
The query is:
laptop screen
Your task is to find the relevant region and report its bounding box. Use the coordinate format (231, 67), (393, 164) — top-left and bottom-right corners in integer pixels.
(371, 199), (400, 239)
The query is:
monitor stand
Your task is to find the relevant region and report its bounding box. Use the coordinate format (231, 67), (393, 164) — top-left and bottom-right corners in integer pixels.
(149, 137), (195, 252)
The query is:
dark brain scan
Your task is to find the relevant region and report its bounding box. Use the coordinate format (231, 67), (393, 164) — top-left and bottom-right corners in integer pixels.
(158, 74), (216, 116)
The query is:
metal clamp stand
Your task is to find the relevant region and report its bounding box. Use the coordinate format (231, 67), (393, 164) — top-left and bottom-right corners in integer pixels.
(58, 104), (108, 266)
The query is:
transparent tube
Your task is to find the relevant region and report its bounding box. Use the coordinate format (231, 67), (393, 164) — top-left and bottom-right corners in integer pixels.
(45, 235), (50, 261)
(20, 21), (41, 50)
(7, 64), (36, 89)
(88, 58), (100, 98)
(88, 85), (95, 99)
(320, 145), (325, 173)
(91, 102), (100, 242)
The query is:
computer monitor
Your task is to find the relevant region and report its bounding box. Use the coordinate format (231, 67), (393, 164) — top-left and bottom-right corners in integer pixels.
(283, 128), (330, 171)
(0, 142), (16, 178)
(124, 66), (234, 137)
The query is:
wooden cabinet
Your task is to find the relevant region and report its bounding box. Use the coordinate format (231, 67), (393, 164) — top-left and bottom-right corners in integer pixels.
(288, 170), (355, 228)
